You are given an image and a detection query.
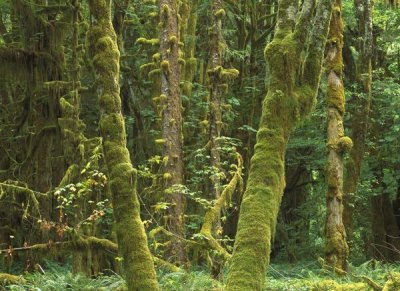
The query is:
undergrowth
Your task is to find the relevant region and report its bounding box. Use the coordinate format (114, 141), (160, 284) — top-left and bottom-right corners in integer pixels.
(3, 260), (400, 290)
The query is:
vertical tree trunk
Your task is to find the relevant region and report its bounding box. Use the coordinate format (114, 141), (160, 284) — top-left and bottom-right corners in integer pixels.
(343, 0), (373, 240)
(226, 0), (334, 288)
(87, 1), (158, 290)
(208, 0), (226, 199)
(159, 0), (187, 265)
(324, 0), (351, 270)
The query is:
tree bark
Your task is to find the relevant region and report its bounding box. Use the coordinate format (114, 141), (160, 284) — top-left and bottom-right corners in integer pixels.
(159, 0), (187, 265)
(324, 0), (350, 271)
(87, 1), (158, 290)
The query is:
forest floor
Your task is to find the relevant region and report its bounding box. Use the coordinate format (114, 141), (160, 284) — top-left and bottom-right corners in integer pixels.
(1, 260), (400, 290)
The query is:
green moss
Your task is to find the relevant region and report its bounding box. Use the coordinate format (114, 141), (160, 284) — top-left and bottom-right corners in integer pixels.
(221, 68), (240, 80)
(337, 136), (353, 153)
(87, 0), (158, 289)
(326, 81), (345, 114)
(148, 68), (161, 79)
(155, 139), (166, 145)
(215, 9), (226, 18)
(169, 35), (178, 45)
(383, 272), (400, 291)
(161, 60), (170, 72)
(136, 37), (160, 46)
(0, 273), (25, 285)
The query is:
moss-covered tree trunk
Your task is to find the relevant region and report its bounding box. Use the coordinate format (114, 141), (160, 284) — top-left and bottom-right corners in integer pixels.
(87, 1), (158, 290)
(159, 0), (187, 265)
(343, 0), (373, 240)
(181, 0), (198, 101)
(324, 0), (351, 271)
(226, 0), (334, 288)
(208, 0), (225, 199)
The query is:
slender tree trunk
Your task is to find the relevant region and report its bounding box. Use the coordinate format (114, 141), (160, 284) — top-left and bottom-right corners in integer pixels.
(209, 0), (225, 199)
(87, 1), (158, 290)
(159, 0), (187, 265)
(324, 0), (351, 271)
(226, 0), (334, 288)
(343, 0), (373, 240)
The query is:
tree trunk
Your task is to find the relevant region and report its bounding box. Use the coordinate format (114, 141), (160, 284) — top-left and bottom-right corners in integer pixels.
(226, 0), (334, 288)
(87, 1), (158, 290)
(343, 0), (373, 240)
(324, 0), (350, 271)
(159, 0), (187, 265)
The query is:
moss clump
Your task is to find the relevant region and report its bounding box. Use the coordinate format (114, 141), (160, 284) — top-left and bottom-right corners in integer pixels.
(161, 60), (170, 72)
(169, 35), (178, 45)
(148, 68), (161, 79)
(221, 68), (240, 80)
(155, 139), (166, 145)
(215, 9), (226, 18)
(136, 37), (160, 46)
(0, 273), (25, 285)
(383, 272), (400, 291)
(337, 136), (353, 153)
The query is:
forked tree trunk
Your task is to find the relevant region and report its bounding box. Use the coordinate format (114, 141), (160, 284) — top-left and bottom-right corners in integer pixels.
(87, 1), (158, 290)
(226, 0), (334, 289)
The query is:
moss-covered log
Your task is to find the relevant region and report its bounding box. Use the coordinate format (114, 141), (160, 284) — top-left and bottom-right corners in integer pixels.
(226, 0), (334, 288)
(87, 1), (158, 290)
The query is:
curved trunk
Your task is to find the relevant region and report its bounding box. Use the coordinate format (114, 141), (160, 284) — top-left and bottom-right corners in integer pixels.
(87, 1), (158, 290)
(226, 0), (334, 288)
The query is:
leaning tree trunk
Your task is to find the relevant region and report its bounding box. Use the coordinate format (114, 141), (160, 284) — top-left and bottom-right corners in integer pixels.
(159, 0), (187, 265)
(343, 0), (373, 240)
(87, 1), (158, 290)
(324, 0), (351, 271)
(226, 0), (334, 289)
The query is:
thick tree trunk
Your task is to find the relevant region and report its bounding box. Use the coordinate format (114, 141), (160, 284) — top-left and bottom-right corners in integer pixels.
(226, 0), (334, 288)
(87, 1), (158, 290)
(159, 0), (187, 265)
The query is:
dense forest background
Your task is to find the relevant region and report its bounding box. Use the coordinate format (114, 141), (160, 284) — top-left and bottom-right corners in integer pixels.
(0, 0), (399, 290)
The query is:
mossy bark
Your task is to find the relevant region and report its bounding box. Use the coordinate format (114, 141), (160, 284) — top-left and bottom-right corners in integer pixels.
(343, 0), (373, 240)
(181, 0), (198, 101)
(208, 0), (225, 199)
(226, 0), (334, 289)
(87, 1), (158, 290)
(159, 0), (187, 265)
(324, 0), (350, 271)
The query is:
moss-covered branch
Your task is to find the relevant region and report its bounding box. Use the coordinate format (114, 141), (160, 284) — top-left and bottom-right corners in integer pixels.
(200, 153), (243, 259)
